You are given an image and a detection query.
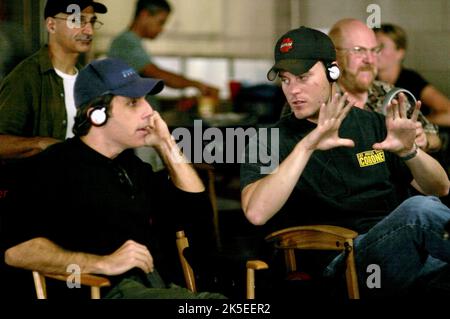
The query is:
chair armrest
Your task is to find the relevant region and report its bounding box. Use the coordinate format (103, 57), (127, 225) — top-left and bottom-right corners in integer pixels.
(43, 272), (111, 287)
(32, 271), (111, 299)
(265, 225), (358, 251)
(246, 260), (268, 299)
(266, 225), (358, 241)
(246, 260), (269, 270)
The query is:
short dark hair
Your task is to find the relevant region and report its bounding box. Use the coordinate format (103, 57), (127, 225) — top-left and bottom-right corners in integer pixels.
(134, 0), (171, 19)
(73, 94), (114, 137)
(374, 23), (408, 50)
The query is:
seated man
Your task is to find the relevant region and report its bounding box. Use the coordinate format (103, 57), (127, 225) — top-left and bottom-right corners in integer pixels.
(3, 58), (223, 299)
(240, 26), (450, 297)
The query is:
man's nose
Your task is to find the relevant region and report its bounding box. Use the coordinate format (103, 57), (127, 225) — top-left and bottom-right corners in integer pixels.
(363, 51), (377, 64)
(143, 100), (154, 117)
(289, 80), (303, 94)
(82, 22), (94, 35)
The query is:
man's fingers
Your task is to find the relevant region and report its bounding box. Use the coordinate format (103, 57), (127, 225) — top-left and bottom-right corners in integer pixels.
(372, 142), (385, 150)
(133, 253), (154, 273)
(411, 100), (421, 122)
(334, 92), (348, 113)
(337, 98), (354, 122)
(318, 102), (327, 126)
(397, 93), (407, 118)
(337, 138), (355, 148)
(119, 241), (154, 273)
(391, 99), (400, 119)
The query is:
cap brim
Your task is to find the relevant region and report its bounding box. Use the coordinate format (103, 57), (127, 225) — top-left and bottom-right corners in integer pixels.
(111, 78), (164, 98)
(92, 2), (108, 14)
(267, 59), (318, 81)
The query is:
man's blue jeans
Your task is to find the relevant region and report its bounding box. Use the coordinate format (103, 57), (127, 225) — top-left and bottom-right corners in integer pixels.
(326, 195), (450, 297)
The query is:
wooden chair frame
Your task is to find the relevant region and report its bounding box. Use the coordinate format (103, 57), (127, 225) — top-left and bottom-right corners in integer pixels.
(32, 270), (111, 299)
(265, 225), (360, 299)
(32, 230), (268, 299)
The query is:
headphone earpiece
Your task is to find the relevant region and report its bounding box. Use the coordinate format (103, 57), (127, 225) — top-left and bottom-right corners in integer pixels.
(88, 106), (107, 126)
(326, 62), (340, 82)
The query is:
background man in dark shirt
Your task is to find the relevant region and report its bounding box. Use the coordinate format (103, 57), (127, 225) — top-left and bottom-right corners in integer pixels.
(0, 0), (107, 160)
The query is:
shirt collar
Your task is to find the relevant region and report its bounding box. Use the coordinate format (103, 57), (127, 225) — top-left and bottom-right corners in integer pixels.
(38, 45), (54, 74)
(38, 44), (84, 75)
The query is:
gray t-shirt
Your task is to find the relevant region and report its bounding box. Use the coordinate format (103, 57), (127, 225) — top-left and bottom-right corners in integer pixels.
(108, 30), (152, 72)
(108, 29), (161, 111)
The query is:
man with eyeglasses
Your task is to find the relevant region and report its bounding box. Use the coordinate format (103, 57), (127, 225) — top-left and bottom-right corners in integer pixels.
(0, 0), (107, 160)
(329, 18), (442, 152)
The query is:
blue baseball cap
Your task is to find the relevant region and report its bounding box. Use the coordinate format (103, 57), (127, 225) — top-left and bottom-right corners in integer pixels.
(74, 58), (164, 108)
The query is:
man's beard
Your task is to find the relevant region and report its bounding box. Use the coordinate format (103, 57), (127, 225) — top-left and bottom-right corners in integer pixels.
(341, 65), (377, 93)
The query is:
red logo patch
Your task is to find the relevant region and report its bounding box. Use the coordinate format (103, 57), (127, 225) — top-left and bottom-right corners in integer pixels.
(280, 38), (293, 53)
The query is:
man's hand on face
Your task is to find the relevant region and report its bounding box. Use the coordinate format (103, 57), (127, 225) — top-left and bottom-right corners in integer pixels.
(143, 111), (172, 147)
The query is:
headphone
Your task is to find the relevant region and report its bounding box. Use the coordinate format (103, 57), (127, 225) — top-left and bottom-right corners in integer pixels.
(325, 62), (340, 82)
(88, 105), (108, 126)
(382, 87), (417, 115)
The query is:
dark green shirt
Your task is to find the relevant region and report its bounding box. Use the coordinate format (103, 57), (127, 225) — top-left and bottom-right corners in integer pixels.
(0, 45), (72, 139)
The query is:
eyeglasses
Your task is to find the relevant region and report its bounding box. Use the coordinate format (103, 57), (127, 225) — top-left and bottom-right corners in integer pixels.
(52, 16), (104, 30)
(336, 45), (384, 57)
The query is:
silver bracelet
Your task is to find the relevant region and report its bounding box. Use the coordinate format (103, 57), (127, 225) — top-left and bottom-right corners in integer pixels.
(399, 144), (418, 161)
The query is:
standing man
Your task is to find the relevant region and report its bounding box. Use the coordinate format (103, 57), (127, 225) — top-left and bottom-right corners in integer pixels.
(328, 18), (441, 152)
(0, 0), (107, 160)
(4, 58), (222, 299)
(108, 0), (218, 98)
(241, 26), (450, 297)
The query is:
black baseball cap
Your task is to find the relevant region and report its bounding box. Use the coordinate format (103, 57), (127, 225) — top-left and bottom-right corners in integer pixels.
(267, 26), (336, 81)
(74, 58), (164, 108)
(44, 0), (108, 19)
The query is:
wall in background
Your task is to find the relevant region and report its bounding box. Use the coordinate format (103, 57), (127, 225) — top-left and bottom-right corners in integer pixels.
(95, 0), (277, 59)
(1, 1), (447, 97)
(94, 0), (448, 97)
(292, 0), (449, 96)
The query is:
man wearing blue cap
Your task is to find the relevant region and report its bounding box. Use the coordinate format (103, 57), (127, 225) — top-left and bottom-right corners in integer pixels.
(0, 0), (107, 160)
(3, 58), (223, 299)
(241, 26), (450, 297)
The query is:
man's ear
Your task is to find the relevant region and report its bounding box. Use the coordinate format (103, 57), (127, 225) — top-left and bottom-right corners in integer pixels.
(46, 18), (57, 34)
(138, 9), (152, 21)
(397, 48), (406, 62)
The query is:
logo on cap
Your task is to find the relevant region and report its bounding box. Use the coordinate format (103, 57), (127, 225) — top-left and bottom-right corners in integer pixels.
(280, 38), (294, 53)
(122, 69), (136, 78)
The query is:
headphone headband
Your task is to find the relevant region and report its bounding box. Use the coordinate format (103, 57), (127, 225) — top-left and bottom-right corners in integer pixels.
(382, 88), (417, 115)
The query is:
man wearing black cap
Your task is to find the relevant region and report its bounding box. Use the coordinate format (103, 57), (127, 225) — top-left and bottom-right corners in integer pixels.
(241, 26), (450, 297)
(0, 0), (107, 160)
(3, 58), (222, 299)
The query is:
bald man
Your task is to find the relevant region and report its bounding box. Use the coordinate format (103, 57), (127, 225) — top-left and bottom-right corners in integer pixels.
(329, 19), (441, 152)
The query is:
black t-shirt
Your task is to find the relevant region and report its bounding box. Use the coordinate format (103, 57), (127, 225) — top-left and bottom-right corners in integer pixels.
(395, 68), (430, 115)
(240, 107), (413, 234)
(2, 137), (213, 298)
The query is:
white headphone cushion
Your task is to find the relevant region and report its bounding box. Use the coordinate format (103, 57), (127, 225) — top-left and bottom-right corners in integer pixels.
(328, 65), (340, 80)
(90, 107), (107, 125)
